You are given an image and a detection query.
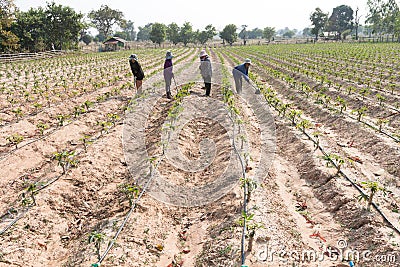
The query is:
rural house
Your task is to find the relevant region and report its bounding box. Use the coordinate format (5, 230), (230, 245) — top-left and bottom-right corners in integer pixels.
(103, 37), (127, 51)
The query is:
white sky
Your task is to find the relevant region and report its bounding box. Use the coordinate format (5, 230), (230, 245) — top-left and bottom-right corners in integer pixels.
(14, 0), (379, 32)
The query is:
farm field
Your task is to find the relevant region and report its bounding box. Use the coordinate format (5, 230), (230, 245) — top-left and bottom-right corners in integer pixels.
(0, 42), (400, 267)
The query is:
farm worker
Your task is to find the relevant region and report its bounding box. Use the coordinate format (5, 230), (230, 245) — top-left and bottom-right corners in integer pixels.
(232, 58), (251, 94)
(163, 51), (174, 99)
(199, 50), (212, 97)
(129, 54), (145, 93)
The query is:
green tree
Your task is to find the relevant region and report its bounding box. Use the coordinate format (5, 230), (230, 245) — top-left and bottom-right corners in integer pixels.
(196, 24), (216, 44)
(262, 26), (275, 41)
(167, 22), (180, 45)
(12, 3), (84, 51)
(366, 0), (385, 36)
(310, 7), (328, 40)
(0, 0), (20, 52)
(94, 32), (106, 42)
(220, 24), (237, 45)
(366, 0), (400, 38)
(326, 5), (354, 40)
(302, 27), (313, 36)
(113, 31), (128, 40)
(12, 7), (46, 52)
(120, 19), (136, 41)
(88, 5), (124, 38)
(81, 33), (93, 45)
(44, 2), (84, 50)
(382, 0), (400, 35)
(283, 29), (296, 38)
(247, 28), (263, 39)
(149, 22), (166, 46)
(137, 23), (152, 41)
(180, 21), (193, 46)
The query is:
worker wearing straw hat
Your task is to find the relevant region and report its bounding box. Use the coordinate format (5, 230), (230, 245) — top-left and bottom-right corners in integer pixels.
(199, 50), (212, 97)
(129, 54), (145, 93)
(163, 51), (174, 99)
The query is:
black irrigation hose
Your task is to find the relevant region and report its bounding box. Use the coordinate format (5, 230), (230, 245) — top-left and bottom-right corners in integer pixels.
(95, 152), (162, 267)
(259, 84), (400, 236)
(226, 109), (248, 265)
(92, 81), (196, 267)
(0, 94), (130, 162)
(0, 108), (127, 236)
(0, 170), (70, 236)
(222, 89), (250, 265)
(242, 48), (400, 108)
(0, 82), (123, 130)
(217, 51), (259, 266)
(0, 49), (196, 161)
(0, 209), (29, 235)
(303, 129), (400, 236)
(229, 50), (400, 143)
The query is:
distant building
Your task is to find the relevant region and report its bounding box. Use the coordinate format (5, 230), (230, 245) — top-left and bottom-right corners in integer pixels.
(322, 31), (339, 40)
(103, 37), (127, 51)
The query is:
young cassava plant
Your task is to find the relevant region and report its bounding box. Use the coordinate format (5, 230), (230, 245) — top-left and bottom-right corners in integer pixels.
(54, 150), (76, 174)
(357, 181), (388, 211)
(7, 133), (24, 149)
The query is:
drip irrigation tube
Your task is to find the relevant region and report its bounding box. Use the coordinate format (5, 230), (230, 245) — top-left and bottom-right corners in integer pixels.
(92, 84), (192, 266)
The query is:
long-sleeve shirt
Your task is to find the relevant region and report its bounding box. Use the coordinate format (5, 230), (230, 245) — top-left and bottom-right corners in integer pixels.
(233, 63), (249, 81)
(163, 59), (173, 80)
(199, 56), (212, 82)
(129, 60), (145, 80)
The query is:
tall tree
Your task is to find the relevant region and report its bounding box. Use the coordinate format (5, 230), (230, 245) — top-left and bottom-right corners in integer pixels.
(12, 3), (84, 51)
(220, 24), (237, 45)
(382, 0), (400, 35)
(88, 5), (124, 38)
(247, 28), (263, 39)
(283, 29), (296, 38)
(0, 0), (19, 52)
(120, 20), (136, 41)
(149, 22), (166, 46)
(167, 22), (180, 45)
(326, 5), (354, 40)
(366, 0), (385, 36)
(302, 27), (313, 37)
(239, 24), (248, 45)
(354, 7), (361, 40)
(137, 23), (152, 41)
(262, 27), (275, 41)
(44, 2), (84, 50)
(310, 8), (328, 40)
(81, 33), (93, 45)
(196, 24), (216, 45)
(12, 7), (46, 51)
(180, 22), (193, 46)
(113, 31), (128, 40)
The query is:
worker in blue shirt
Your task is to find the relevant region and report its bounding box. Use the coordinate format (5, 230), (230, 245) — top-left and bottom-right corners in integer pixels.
(232, 58), (251, 94)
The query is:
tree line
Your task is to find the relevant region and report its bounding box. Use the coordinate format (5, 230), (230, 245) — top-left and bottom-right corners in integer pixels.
(1, 0), (400, 53)
(310, 0), (400, 40)
(0, 1), (276, 52)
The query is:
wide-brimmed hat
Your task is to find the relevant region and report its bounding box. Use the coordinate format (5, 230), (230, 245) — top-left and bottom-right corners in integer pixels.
(244, 58), (251, 65)
(129, 54), (138, 61)
(199, 50), (208, 58)
(166, 51), (173, 59)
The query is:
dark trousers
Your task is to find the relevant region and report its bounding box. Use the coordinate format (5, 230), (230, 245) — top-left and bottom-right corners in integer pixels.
(205, 82), (211, 96)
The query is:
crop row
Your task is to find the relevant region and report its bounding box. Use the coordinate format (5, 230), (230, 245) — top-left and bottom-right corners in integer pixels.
(216, 46), (400, 233)
(224, 46), (400, 142)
